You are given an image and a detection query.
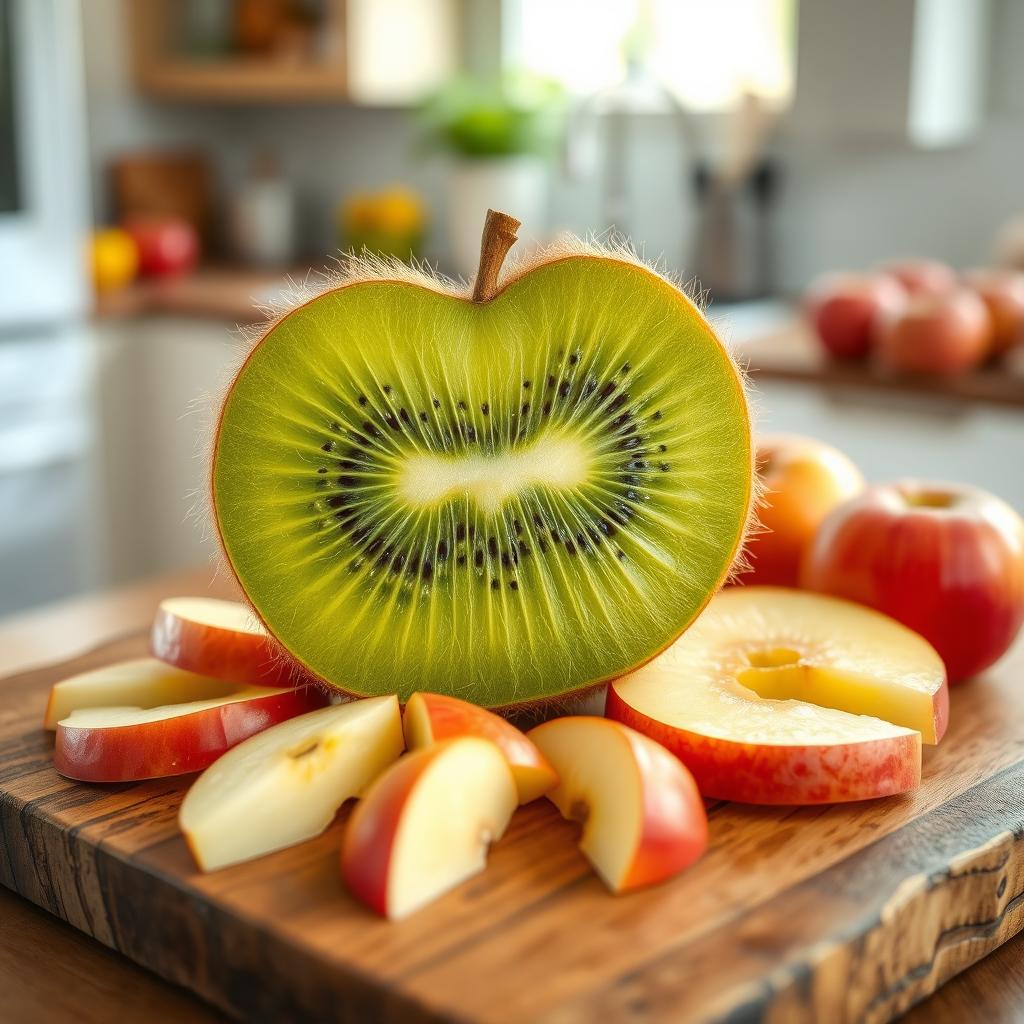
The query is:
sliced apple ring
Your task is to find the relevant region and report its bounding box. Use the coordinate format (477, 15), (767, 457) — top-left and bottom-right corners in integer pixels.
(607, 587), (948, 805)
(181, 696), (404, 871)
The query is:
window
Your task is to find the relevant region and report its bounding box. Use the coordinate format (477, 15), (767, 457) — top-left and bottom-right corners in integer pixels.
(504, 0), (796, 111)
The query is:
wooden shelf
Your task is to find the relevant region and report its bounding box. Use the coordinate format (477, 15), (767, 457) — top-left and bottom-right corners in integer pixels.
(128, 0), (348, 103)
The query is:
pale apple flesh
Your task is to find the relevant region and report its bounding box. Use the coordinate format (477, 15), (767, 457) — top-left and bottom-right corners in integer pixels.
(528, 717), (707, 892)
(403, 691), (558, 803)
(152, 596), (303, 688)
(341, 737), (517, 920)
(46, 656), (328, 782)
(180, 696), (404, 871)
(608, 587), (947, 804)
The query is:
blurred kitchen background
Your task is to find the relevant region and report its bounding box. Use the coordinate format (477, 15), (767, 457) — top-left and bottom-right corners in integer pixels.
(2, 0), (1023, 617)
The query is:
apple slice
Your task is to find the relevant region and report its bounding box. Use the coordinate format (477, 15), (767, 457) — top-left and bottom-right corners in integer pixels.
(180, 696), (404, 871)
(152, 596), (303, 688)
(404, 692), (558, 803)
(607, 587), (948, 805)
(50, 659), (327, 782)
(527, 717), (707, 893)
(342, 737), (517, 920)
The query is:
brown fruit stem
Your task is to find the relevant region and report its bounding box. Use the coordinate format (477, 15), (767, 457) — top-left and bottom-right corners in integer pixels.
(471, 209), (521, 303)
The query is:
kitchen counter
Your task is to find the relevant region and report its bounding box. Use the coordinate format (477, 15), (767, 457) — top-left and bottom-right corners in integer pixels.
(96, 272), (1024, 409)
(1, 570), (1023, 1022)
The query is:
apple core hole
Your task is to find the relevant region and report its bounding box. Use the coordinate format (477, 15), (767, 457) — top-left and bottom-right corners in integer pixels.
(903, 490), (956, 509)
(745, 647), (802, 669)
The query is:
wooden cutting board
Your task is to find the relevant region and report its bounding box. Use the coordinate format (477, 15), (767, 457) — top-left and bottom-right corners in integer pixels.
(1, 633), (1022, 1024)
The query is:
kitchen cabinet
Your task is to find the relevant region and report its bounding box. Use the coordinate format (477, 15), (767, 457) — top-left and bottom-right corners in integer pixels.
(92, 315), (245, 583)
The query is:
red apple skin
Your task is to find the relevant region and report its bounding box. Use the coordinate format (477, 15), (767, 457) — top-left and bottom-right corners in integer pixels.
(964, 269), (1024, 356)
(801, 482), (1024, 683)
(735, 434), (864, 587)
(404, 692), (557, 803)
(875, 289), (991, 375)
(341, 745), (435, 917)
(151, 601), (305, 689)
(880, 259), (957, 298)
(54, 686), (327, 783)
(612, 725), (708, 890)
(606, 686), (921, 804)
(123, 218), (199, 278)
(804, 273), (907, 361)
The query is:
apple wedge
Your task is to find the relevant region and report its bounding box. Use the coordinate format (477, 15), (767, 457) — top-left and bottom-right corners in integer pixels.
(180, 696), (403, 871)
(404, 692), (558, 803)
(527, 717), (707, 893)
(49, 658), (327, 782)
(341, 737), (517, 920)
(152, 596), (303, 688)
(607, 587), (948, 805)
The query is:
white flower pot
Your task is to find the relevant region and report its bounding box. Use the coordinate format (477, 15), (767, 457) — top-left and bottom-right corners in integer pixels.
(448, 157), (548, 278)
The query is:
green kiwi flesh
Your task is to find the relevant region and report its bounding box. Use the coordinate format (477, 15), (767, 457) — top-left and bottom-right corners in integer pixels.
(213, 250), (752, 707)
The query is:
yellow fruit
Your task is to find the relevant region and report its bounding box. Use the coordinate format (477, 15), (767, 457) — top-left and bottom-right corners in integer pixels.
(90, 228), (139, 293)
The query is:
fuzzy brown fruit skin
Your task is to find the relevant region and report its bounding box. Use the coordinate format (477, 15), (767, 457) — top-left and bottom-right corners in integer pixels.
(210, 211), (757, 710)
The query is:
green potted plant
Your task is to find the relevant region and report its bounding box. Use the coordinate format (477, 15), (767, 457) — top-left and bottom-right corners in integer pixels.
(420, 73), (564, 276)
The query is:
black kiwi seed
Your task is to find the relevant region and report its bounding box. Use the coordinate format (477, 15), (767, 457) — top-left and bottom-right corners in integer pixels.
(612, 413), (630, 430)
(501, 551), (512, 568)
(543, 401), (552, 416)
(338, 475), (357, 487)
(652, 410), (662, 421)
(457, 400), (467, 411)
(599, 519), (617, 537)
(326, 495), (346, 509)
(607, 393), (628, 414)
(437, 539), (449, 561)
(513, 518), (523, 535)
(468, 523), (477, 539)
(465, 425), (477, 443)
(660, 462), (670, 472)
(599, 381), (617, 400)
(621, 436), (642, 450)
(521, 402), (530, 415)
(624, 475), (639, 485)
(357, 395), (367, 406)
(621, 362), (631, 373)
(550, 527), (561, 543)
(626, 489), (640, 502)
(421, 559), (433, 581)
(565, 539), (577, 556)
(419, 411), (429, 422)
(391, 552), (405, 572)
(491, 578), (500, 591)
(362, 421), (382, 439)
(523, 379), (531, 389)
(487, 536), (499, 558)
(367, 537), (383, 555)
(383, 384), (392, 394)
(321, 441), (336, 452)
(582, 378), (597, 397)
(519, 541), (530, 556)
(509, 580), (519, 591)
(457, 553), (467, 566)
(558, 380), (572, 398)
(658, 443), (668, 453)
(330, 421), (341, 432)
(547, 374), (556, 389)
(539, 538), (549, 554)
(481, 402), (489, 415)
(400, 408), (410, 424)
(474, 549), (484, 568)
(569, 351), (580, 365)
(317, 467), (328, 474)
(456, 522), (467, 542)
(385, 413), (400, 430)
(617, 549), (627, 560)
(407, 553), (420, 575)
(350, 432), (369, 446)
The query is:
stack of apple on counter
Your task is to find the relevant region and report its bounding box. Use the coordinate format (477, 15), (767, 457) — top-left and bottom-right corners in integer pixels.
(42, 433), (1024, 920)
(804, 258), (1024, 372)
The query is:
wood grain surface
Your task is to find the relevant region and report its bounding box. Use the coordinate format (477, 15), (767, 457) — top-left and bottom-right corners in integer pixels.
(1, 627), (1023, 1023)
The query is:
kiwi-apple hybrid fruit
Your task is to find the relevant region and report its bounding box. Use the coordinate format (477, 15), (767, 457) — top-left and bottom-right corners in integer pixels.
(212, 211), (754, 706)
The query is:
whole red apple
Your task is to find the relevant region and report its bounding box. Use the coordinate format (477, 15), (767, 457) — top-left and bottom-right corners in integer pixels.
(880, 259), (957, 297)
(801, 481), (1024, 683)
(124, 217), (200, 277)
(963, 268), (1024, 357)
(804, 272), (906, 361)
(875, 289), (991, 375)
(734, 434), (864, 587)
